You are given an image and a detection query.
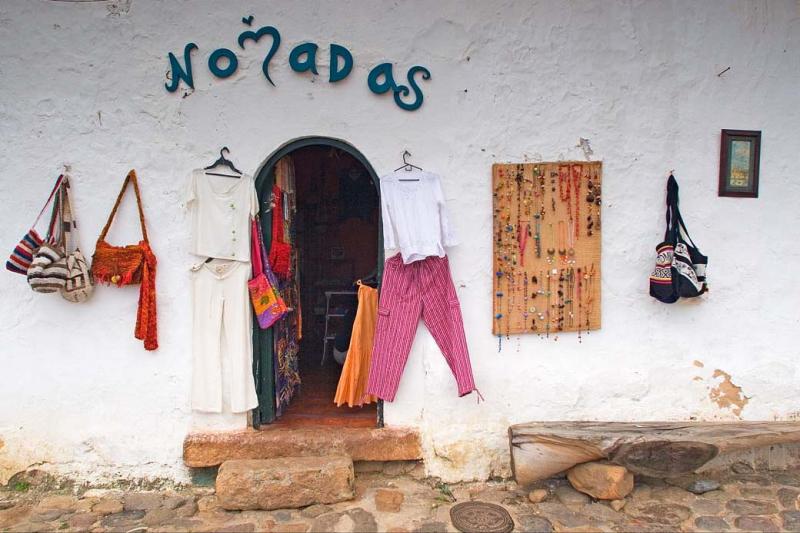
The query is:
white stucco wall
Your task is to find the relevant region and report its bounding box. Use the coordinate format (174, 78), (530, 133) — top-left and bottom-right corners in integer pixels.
(1, 0), (798, 484)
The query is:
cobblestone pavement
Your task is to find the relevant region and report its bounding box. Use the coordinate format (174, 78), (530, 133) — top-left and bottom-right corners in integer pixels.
(1, 463), (799, 532)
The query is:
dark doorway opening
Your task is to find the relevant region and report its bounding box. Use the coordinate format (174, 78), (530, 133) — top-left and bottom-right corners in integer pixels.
(253, 138), (382, 429)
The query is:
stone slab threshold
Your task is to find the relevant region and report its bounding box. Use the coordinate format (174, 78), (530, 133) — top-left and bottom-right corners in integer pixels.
(509, 421), (800, 486)
(183, 426), (421, 468)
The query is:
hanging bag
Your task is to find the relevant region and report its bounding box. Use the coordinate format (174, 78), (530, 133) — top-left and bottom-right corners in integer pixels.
(59, 177), (94, 303)
(91, 170), (158, 350)
(27, 184), (69, 293)
(671, 201), (708, 299)
(7, 174), (64, 276)
(649, 174), (708, 302)
(649, 176), (680, 303)
(249, 217), (288, 329)
(268, 185), (292, 279)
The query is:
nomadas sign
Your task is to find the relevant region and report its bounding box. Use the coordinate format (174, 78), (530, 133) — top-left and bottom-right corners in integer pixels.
(164, 16), (431, 111)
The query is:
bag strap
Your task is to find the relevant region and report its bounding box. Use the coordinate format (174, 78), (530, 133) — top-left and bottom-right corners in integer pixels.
(667, 174), (700, 249)
(256, 215), (280, 287)
(673, 205), (699, 249)
(664, 175), (678, 241)
(251, 217), (263, 277)
(61, 177), (82, 253)
(98, 170), (149, 243)
(45, 185), (63, 244)
(33, 174), (65, 231)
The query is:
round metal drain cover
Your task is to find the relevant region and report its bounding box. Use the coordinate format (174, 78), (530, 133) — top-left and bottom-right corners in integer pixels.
(450, 501), (515, 533)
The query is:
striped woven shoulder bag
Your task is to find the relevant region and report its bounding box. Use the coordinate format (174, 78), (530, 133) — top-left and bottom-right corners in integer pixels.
(6, 174), (63, 276)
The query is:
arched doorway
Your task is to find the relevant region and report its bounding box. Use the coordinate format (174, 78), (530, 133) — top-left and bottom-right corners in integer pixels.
(252, 137), (383, 428)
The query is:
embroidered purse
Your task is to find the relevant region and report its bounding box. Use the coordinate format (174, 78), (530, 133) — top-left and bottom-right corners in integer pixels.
(249, 217), (288, 329)
(7, 174), (63, 275)
(59, 177), (94, 303)
(91, 170), (158, 350)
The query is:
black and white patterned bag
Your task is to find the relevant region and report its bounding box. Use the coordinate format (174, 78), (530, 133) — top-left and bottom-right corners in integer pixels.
(649, 174), (707, 302)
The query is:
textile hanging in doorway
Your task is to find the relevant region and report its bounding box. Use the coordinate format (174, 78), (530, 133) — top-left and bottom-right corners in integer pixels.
(334, 282), (378, 408)
(272, 155), (301, 416)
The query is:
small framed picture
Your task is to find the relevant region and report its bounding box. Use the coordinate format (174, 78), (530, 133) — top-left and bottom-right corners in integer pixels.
(719, 129), (761, 198)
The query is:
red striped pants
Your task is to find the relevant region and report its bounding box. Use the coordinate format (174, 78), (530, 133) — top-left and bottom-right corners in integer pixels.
(366, 253), (477, 401)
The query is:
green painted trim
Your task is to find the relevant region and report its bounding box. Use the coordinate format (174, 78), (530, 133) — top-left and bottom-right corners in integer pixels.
(252, 136), (384, 428)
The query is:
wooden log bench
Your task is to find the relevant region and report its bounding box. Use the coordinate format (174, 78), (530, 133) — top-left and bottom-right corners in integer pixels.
(509, 421), (800, 486)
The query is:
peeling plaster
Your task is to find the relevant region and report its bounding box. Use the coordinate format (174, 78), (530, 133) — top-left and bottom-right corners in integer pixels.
(709, 369), (749, 418)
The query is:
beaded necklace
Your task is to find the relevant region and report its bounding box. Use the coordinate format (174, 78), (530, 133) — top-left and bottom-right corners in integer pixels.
(546, 223), (555, 264)
(566, 267), (574, 329)
(522, 274), (530, 343)
(495, 270), (503, 352)
(558, 164), (570, 202)
(518, 222), (529, 267)
(539, 171), (546, 220)
(576, 267), (583, 343)
(584, 263), (595, 331)
(507, 269), (514, 340)
(571, 164), (581, 238)
(567, 220), (576, 264)
(545, 270), (552, 338)
(557, 220), (567, 263)
(557, 269), (565, 332)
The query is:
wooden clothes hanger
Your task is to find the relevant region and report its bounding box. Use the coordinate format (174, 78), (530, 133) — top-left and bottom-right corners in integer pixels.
(204, 147), (242, 178)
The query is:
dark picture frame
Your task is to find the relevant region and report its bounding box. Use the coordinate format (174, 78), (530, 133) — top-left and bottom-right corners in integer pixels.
(719, 129), (761, 198)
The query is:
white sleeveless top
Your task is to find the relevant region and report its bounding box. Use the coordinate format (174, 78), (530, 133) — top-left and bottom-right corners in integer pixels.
(185, 169), (258, 261)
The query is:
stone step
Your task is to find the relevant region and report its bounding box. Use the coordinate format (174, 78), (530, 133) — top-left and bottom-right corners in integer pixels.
(183, 426), (421, 468)
(216, 456), (355, 511)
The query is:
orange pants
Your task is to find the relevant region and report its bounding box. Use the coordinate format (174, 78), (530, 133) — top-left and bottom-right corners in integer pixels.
(334, 284), (378, 407)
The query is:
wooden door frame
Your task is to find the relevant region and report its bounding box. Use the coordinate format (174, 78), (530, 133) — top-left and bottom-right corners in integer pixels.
(252, 136), (385, 428)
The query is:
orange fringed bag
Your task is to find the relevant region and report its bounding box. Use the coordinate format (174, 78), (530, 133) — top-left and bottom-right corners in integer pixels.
(91, 170), (158, 350)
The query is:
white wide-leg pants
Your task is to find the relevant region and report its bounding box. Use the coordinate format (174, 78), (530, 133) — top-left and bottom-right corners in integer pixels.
(191, 259), (258, 413)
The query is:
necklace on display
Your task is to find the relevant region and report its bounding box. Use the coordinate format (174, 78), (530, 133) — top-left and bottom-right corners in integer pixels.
(546, 223), (555, 264)
(576, 267), (583, 343)
(557, 269), (565, 332)
(566, 267), (574, 329)
(571, 164), (582, 239)
(584, 263), (595, 332)
(495, 271), (504, 352)
(567, 220), (576, 264)
(557, 220), (567, 263)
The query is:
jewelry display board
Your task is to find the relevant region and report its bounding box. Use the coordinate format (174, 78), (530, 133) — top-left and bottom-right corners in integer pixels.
(492, 162), (601, 337)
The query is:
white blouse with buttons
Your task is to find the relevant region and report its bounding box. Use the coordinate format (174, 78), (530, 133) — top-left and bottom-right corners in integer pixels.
(185, 169), (258, 262)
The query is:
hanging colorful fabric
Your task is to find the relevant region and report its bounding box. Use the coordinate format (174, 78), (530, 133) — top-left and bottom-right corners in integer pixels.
(248, 217), (288, 329)
(268, 184), (292, 279)
(91, 170), (158, 350)
(7, 174), (64, 276)
(59, 177), (94, 303)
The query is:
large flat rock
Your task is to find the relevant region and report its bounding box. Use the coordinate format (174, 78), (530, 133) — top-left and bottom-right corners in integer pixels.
(184, 426), (421, 467)
(509, 421), (800, 485)
(216, 456), (354, 510)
